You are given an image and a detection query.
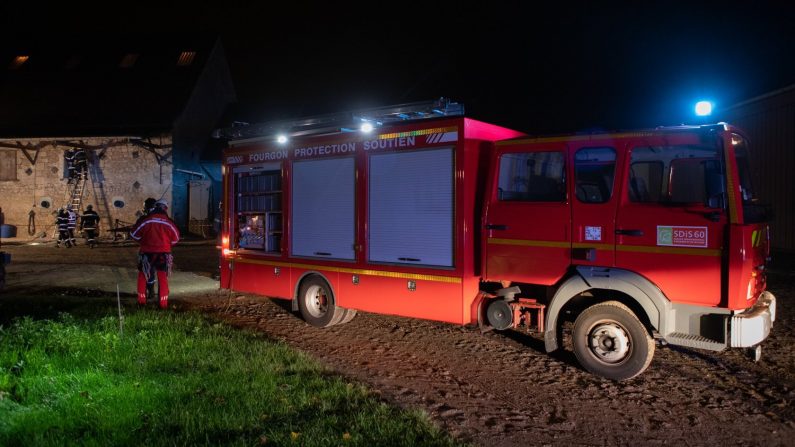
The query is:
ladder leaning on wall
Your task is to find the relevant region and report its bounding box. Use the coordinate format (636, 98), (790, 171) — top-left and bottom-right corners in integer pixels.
(67, 171), (88, 212)
(51, 166), (88, 240)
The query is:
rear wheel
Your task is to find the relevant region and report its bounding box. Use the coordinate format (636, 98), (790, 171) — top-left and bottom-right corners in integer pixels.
(297, 276), (344, 328)
(572, 301), (654, 381)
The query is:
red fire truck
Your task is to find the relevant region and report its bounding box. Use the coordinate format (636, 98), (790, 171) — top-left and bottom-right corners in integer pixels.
(218, 99), (776, 380)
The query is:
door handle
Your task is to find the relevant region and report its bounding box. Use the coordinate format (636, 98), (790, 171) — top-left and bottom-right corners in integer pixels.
(615, 229), (644, 236)
(485, 224), (508, 230)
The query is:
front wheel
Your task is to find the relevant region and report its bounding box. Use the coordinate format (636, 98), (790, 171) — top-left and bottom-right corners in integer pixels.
(572, 301), (655, 381)
(297, 276), (344, 328)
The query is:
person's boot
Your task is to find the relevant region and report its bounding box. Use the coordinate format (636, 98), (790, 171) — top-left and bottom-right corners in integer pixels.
(157, 271), (169, 309)
(137, 272), (148, 306)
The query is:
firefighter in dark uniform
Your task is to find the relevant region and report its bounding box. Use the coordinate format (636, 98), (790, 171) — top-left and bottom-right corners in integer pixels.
(80, 204), (100, 248)
(66, 206), (78, 246)
(64, 149), (76, 182)
(56, 208), (71, 248)
(73, 148), (88, 179)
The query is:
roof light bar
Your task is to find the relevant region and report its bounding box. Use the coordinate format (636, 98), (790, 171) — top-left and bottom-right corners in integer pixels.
(214, 98), (464, 141)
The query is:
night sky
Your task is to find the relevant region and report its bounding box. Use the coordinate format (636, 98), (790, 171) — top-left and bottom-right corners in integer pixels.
(3, 2), (794, 134)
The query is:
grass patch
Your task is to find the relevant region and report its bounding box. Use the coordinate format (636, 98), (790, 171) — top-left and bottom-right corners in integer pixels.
(0, 299), (459, 446)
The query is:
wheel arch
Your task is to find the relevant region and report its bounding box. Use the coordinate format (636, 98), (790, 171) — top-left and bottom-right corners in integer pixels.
(544, 266), (672, 352)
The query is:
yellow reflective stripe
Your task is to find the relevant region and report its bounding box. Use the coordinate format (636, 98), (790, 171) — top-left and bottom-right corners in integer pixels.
(231, 256), (462, 284)
(489, 238), (721, 257)
(488, 238), (570, 248)
(616, 244), (721, 257)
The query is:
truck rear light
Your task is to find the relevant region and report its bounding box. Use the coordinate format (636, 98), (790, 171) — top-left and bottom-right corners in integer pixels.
(222, 235), (229, 247)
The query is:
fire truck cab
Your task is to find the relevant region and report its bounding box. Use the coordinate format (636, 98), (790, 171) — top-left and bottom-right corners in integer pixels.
(218, 101), (775, 381)
(486, 123), (775, 379)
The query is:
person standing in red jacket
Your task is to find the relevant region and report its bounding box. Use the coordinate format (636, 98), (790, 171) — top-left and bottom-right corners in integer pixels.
(130, 199), (180, 308)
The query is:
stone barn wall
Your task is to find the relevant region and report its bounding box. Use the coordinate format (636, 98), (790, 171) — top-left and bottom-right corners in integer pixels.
(0, 135), (173, 240)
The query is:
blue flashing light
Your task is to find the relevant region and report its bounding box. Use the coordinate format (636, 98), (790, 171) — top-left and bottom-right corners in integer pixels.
(276, 135), (288, 144)
(695, 101), (713, 116)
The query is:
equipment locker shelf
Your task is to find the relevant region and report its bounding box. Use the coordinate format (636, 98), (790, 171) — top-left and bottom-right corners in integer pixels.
(236, 169), (282, 252)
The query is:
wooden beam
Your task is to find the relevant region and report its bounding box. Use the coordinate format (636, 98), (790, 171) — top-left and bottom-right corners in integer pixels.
(130, 138), (173, 164)
(0, 141), (47, 165)
(54, 139), (129, 151)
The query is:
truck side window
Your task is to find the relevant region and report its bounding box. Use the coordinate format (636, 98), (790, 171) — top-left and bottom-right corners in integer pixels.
(629, 145), (720, 204)
(498, 152), (565, 202)
(574, 147), (616, 203)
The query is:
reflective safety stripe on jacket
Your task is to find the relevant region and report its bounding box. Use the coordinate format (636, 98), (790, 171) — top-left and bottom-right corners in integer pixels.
(130, 211), (180, 253)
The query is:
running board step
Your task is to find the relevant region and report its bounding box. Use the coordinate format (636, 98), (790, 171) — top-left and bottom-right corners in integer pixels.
(664, 332), (727, 351)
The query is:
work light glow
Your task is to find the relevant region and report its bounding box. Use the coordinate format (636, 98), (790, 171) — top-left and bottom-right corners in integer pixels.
(695, 101), (713, 116)
(276, 135), (288, 144)
(360, 122), (374, 133)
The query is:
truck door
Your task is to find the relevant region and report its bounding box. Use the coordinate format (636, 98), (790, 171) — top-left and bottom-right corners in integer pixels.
(614, 134), (726, 306)
(485, 142), (571, 285)
(570, 144), (621, 266)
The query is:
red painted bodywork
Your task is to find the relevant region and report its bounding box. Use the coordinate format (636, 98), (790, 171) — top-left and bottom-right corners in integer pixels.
(221, 118), (524, 325)
(221, 121), (769, 325)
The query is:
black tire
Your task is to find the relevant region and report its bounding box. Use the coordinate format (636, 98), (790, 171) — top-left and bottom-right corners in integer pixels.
(297, 276), (343, 328)
(572, 301), (655, 381)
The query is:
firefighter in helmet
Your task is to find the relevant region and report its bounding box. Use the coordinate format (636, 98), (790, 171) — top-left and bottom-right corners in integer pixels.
(80, 204), (100, 248)
(130, 199), (180, 309)
(55, 208), (71, 248)
(66, 206), (78, 246)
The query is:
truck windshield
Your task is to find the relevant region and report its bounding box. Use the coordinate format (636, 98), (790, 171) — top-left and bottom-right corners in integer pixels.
(732, 133), (770, 223)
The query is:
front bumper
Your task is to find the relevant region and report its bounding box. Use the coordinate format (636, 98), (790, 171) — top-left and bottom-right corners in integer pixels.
(729, 291), (776, 348)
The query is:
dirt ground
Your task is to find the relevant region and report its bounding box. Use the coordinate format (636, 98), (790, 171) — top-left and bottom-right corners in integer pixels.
(2, 238), (794, 446)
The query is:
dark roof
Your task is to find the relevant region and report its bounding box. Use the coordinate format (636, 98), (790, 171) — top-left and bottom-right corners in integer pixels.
(0, 33), (222, 138)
